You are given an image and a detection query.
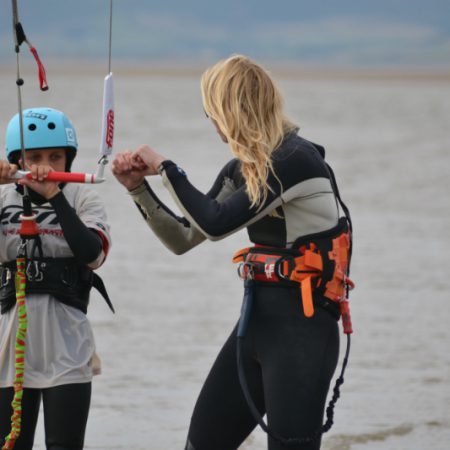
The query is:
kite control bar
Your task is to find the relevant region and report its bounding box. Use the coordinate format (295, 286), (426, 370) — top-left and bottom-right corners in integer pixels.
(11, 170), (105, 184)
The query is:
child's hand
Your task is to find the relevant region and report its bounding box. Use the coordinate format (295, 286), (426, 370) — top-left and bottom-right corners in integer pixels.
(18, 164), (60, 199)
(0, 160), (18, 185)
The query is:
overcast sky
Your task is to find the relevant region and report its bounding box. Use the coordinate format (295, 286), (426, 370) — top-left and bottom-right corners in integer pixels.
(0, 0), (449, 68)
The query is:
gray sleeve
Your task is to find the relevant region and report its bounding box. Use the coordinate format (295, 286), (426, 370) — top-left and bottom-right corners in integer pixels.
(129, 178), (236, 255)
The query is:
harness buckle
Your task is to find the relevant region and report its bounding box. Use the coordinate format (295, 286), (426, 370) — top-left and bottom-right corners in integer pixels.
(0, 266), (12, 288)
(237, 262), (255, 280)
(274, 256), (292, 280)
(26, 260), (46, 282)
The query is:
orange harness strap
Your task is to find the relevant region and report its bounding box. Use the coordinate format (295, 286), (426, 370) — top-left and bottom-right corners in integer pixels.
(288, 249), (323, 318)
(232, 247), (251, 264)
(232, 246), (324, 318)
(232, 234), (354, 325)
(324, 232), (354, 301)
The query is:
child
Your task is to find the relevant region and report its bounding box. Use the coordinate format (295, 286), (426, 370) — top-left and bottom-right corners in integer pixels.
(0, 107), (112, 450)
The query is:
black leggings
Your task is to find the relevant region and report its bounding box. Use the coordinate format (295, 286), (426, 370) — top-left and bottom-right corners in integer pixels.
(0, 383), (91, 450)
(186, 285), (340, 450)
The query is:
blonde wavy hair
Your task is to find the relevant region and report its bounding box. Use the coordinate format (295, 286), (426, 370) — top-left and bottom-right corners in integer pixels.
(201, 54), (297, 208)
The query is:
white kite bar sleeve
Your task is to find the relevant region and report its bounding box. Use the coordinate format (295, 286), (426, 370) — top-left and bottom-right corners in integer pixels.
(99, 72), (114, 157)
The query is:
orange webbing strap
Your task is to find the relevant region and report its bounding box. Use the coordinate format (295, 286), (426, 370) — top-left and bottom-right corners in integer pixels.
(323, 231), (355, 334)
(324, 232), (354, 302)
(300, 277), (314, 318)
(289, 250), (323, 318)
(232, 247), (251, 264)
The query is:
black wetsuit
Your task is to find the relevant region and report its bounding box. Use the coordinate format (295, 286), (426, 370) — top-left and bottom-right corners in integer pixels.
(131, 133), (344, 450)
(0, 383), (92, 450)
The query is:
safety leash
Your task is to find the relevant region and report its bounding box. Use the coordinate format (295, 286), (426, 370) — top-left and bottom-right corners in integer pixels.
(2, 217), (43, 450)
(1, 2), (47, 448)
(236, 265), (352, 446)
(2, 258), (26, 450)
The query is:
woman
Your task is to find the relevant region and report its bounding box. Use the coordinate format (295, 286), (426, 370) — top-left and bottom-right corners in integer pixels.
(112, 55), (353, 450)
(0, 107), (112, 450)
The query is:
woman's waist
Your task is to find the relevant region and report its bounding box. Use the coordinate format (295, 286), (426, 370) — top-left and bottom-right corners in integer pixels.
(247, 283), (340, 320)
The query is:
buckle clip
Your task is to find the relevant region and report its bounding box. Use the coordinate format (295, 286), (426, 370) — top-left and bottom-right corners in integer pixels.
(275, 256), (296, 280)
(0, 266), (12, 288)
(26, 260), (46, 282)
(237, 262), (255, 280)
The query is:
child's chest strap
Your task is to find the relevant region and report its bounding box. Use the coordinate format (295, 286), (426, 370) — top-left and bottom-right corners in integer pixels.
(0, 257), (113, 314)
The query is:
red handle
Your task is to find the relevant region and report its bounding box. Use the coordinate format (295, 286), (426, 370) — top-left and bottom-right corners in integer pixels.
(340, 300), (353, 334)
(29, 46), (48, 91)
(25, 172), (96, 183)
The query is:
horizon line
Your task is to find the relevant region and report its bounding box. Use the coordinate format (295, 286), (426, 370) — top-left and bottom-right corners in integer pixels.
(0, 60), (449, 82)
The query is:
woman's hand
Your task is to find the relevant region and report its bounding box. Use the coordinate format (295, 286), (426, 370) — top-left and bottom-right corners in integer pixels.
(18, 164), (60, 199)
(112, 151), (148, 191)
(112, 146), (167, 191)
(131, 145), (166, 176)
(0, 160), (18, 185)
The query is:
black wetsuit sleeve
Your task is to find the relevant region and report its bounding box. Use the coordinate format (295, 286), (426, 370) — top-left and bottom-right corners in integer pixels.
(49, 191), (103, 264)
(160, 160), (281, 240)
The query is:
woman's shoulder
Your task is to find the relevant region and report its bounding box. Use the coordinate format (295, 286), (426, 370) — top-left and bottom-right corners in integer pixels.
(217, 158), (243, 183)
(275, 133), (325, 160)
(272, 133), (329, 182)
(221, 157), (240, 173)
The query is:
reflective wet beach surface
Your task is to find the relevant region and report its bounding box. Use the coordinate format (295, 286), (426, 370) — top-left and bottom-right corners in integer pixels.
(0, 67), (449, 449)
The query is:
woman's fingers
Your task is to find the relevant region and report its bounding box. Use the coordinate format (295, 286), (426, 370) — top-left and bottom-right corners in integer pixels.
(134, 145), (156, 166)
(113, 147), (163, 181)
(112, 151), (144, 175)
(112, 152), (131, 173)
(113, 151), (148, 173)
(130, 153), (148, 170)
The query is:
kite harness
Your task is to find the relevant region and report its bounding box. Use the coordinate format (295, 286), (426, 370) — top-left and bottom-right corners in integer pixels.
(233, 163), (354, 447)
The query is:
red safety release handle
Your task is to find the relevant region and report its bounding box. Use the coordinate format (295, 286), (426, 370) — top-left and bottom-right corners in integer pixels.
(340, 300), (353, 334)
(29, 46), (48, 91)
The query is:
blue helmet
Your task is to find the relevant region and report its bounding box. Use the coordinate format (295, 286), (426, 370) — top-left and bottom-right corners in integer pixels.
(5, 107), (78, 163)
